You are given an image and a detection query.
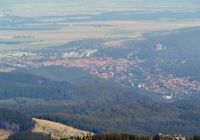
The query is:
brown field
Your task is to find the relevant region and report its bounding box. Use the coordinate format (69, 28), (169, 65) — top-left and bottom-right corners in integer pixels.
(32, 118), (93, 139)
(0, 130), (12, 140)
(1, 20), (200, 50)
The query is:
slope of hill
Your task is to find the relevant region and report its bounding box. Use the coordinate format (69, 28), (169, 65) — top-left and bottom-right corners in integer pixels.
(0, 71), (200, 135)
(133, 27), (200, 82)
(32, 118), (92, 139)
(106, 26), (199, 99)
(0, 71), (156, 105)
(0, 130), (11, 140)
(16, 67), (93, 82)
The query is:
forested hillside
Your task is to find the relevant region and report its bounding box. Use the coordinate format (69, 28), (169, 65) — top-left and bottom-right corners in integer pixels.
(0, 72), (199, 135)
(6, 132), (200, 140)
(0, 108), (33, 132)
(7, 132), (51, 140)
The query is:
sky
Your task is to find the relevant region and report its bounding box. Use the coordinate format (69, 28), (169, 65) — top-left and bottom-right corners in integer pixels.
(1, 0), (200, 17)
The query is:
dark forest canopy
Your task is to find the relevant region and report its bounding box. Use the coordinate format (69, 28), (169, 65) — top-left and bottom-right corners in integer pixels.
(6, 132), (200, 140)
(0, 71), (200, 135)
(0, 108), (33, 132)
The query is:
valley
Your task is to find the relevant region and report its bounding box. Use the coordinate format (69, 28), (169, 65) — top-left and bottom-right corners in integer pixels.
(0, 0), (200, 139)
(0, 27), (200, 100)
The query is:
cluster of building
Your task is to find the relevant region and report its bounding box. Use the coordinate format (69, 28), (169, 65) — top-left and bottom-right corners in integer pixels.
(1, 48), (200, 100)
(0, 50), (43, 70)
(131, 71), (200, 99)
(42, 58), (144, 79)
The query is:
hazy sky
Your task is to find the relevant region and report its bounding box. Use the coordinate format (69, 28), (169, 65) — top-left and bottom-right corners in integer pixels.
(1, 0), (200, 16)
